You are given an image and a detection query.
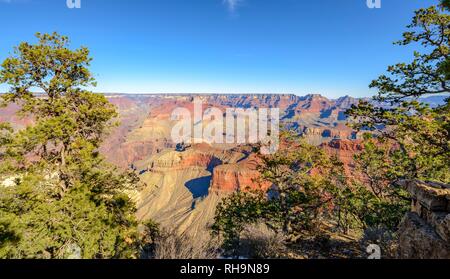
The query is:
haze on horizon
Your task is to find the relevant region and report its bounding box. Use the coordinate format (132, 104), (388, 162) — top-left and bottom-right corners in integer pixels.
(0, 0), (437, 98)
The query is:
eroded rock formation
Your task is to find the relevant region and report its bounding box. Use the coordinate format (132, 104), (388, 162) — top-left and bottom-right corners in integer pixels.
(397, 180), (450, 259)
(321, 139), (364, 180)
(210, 154), (271, 192)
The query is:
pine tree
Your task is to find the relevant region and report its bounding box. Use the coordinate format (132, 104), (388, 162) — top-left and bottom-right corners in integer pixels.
(0, 33), (140, 259)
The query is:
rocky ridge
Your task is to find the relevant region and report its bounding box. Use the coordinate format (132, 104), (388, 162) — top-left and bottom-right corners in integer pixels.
(397, 180), (450, 259)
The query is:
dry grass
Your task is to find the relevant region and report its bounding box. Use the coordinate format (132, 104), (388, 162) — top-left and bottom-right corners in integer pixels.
(238, 223), (288, 259)
(151, 229), (220, 259)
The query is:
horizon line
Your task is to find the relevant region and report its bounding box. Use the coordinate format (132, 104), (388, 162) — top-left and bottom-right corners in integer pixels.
(0, 91), (360, 100)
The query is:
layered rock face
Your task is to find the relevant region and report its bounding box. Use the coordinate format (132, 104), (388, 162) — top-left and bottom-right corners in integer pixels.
(210, 154), (271, 192)
(321, 139), (364, 180)
(110, 94), (362, 168)
(0, 93), (364, 237)
(134, 142), (275, 236)
(145, 147), (223, 170)
(304, 125), (356, 140)
(397, 180), (450, 259)
(135, 144), (253, 235)
(322, 139), (363, 163)
(0, 93), (361, 168)
(211, 165), (262, 192)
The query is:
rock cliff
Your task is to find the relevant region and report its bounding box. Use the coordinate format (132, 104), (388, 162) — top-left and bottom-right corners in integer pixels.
(397, 180), (450, 259)
(210, 154), (271, 192)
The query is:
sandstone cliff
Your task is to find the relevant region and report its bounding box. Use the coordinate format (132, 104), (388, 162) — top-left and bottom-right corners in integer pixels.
(210, 154), (271, 192)
(99, 94), (361, 168)
(397, 180), (450, 259)
(135, 145), (251, 237)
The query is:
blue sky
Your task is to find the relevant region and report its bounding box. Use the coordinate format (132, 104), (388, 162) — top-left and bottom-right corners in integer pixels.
(0, 0), (438, 98)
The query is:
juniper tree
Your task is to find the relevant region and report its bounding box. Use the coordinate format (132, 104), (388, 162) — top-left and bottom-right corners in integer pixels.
(0, 33), (140, 259)
(348, 4), (450, 183)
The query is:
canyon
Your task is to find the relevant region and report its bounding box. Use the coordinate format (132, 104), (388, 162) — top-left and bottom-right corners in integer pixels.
(99, 94), (363, 234)
(1, 93), (446, 237)
(99, 93), (362, 168)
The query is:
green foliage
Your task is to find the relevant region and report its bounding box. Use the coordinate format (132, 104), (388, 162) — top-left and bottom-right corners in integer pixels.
(212, 190), (268, 257)
(212, 135), (412, 258)
(213, 2), (447, 259)
(330, 137), (410, 234)
(355, 139), (406, 195)
(258, 137), (336, 235)
(212, 135), (340, 256)
(0, 33), (140, 258)
(0, 123), (13, 159)
(344, 4), (449, 233)
(138, 220), (162, 258)
(332, 183), (408, 233)
(0, 174), (139, 259)
(347, 4), (450, 184)
(367, 6), (449, 100)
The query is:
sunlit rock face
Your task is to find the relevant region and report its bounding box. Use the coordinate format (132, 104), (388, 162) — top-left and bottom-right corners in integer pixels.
(210, 153), (271, 193)
(94, 93), (363, 168)
(397, 180), (450, 259)
(0, 93), (372, 237)
(134, 144), (251, 237)
(321, 139), (364, 179)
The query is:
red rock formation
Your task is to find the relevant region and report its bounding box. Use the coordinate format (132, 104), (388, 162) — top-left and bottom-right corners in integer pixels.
(321, 139), (364, 178)
(297, 94), (332, 113)
(149, 148), (222, 170)
(1, 93), (361, 169)
(304, 126), (354, 139)
(0, 104), (34, 128)
(109, 141), (169, 168)
(210, 154), (271, 192)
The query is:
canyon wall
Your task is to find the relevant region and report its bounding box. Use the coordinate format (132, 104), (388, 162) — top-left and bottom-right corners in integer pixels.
(210, 154), (271, 192)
